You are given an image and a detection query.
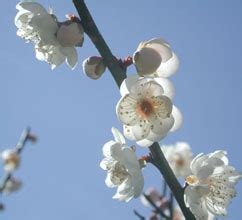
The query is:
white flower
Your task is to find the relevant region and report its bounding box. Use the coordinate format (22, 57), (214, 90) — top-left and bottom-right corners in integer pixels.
(161, 142), (193, 178)
(133, 38), (179, 78)
(15, 2), (84, 69)
(82, 56), (106, 79)
(1, 149), (20, 172)
(116, 75), (183, 147)
(184, 150), (242, 220)
(2, 178), (22, 195)
(100, 127), (144, 202)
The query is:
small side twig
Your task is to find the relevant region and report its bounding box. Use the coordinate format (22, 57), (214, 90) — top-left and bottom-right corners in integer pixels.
(143, 193), (169, 219)
(133, 209), (145, 220)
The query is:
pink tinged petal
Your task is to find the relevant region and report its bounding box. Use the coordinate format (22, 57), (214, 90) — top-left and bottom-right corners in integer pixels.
(120, 75), (140, 96)
(156, 52), (179, 78)
(17, 2), (47, 15)
(116, 94), (139, 126)
(111, 127), (126, 145)
(154, 78), (175, 99)
(61, 47), (78, 69)
(170, 105), (183, 132)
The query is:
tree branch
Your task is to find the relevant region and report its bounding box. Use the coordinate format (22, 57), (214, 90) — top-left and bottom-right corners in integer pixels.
(0, 127), (35, 191)
(72, 1), (195, 219)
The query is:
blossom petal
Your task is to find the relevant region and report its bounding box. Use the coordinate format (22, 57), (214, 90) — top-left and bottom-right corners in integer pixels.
(120, 75), (140, 96)
(116, 94), (139, 125)
(111, 127), (126, 145)
(170, 105), (183, 132)
(61, 47), (78, 69)
(156, 52), (179, 78)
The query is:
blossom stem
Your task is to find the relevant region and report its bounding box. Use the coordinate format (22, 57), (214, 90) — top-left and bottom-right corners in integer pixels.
(143, 193), (169, 219)
(72, 1), (195, 219)
(169, 192), (174, 219)
(72, 0), (126, 87)
(149, 143), (195, 220)
(133, 209), (145, 220)
(0, 127), (33, 192)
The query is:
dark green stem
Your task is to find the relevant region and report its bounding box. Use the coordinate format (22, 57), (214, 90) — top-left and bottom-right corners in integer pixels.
(149, 143), (195, 220)
(73, 0), (126, 87)
(72, 1), (195, 219)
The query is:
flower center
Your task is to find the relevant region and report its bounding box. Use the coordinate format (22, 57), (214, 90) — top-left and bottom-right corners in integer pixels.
(185, 175), (199, 185)
(175, 158), (185, 167)
(110, 162), (129, 185)
(136, 99), (154, 118)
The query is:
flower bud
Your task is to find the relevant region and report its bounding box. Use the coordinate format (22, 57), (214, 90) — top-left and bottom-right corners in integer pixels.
(1, 149), (20, 173)
(83, 56), (106, 79)
(133, 38), (179, 78)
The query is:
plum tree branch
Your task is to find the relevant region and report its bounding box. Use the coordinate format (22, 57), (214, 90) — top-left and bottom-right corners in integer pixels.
(0, 127), (35, 192)
(72, 1), (195, 219)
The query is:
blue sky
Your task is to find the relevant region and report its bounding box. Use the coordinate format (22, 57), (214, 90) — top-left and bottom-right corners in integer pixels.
(0, 0), (242, 219)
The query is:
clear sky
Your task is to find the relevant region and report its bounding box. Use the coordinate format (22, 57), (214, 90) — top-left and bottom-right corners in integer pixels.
(0, 0), (242, 219)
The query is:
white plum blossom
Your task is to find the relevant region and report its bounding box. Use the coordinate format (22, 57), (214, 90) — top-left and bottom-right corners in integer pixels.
(161, 142), (193, 178)
(2, 178), (22, 195)
(100, 127), (144, 202)
(133, 38), (179, 78)
(15, 2), (84, 69)
(116, 75), (183, 147)
(184, 150), (242, 220)
(1, 149), (20, 173)
(82, 56), (106, 79)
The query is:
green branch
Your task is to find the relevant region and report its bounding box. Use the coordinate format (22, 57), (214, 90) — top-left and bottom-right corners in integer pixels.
(72, 1), (195, 219)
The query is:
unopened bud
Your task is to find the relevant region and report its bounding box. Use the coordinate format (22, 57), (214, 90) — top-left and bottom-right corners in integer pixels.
(133, 47), (162, 75)
(1, 149), (20, 173)
(83, 56), (106, 80)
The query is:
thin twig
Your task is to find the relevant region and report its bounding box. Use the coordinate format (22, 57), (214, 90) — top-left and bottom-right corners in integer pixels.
(143, 193), (169, 219)
(0, 127), (33, 191)
(133, 209), (145, 220)
(72, 1), (195, 219)
(169, 192), (174, 219)
(162, 180), (167, 197)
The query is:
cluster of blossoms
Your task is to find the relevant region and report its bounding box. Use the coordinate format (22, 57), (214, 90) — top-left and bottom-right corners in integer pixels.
(15, 1), (242, 220)
(15, 1), (84, 69)
(0, 148), (22, 211)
